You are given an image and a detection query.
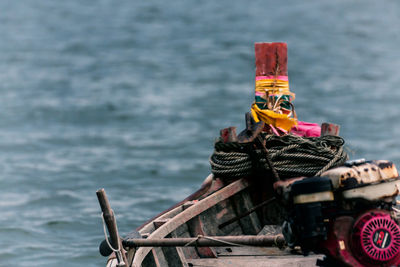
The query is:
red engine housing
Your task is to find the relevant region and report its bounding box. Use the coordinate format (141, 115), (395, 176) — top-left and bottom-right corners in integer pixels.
(321, 210), (400, 267)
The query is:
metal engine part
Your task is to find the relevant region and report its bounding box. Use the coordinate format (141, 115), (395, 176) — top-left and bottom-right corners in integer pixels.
(351, 210), (400, 265)
(281, 160), (400, 266)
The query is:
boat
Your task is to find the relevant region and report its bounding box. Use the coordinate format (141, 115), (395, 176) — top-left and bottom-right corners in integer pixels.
(97, 43), (400, 267)
(104, 175), (324, 267)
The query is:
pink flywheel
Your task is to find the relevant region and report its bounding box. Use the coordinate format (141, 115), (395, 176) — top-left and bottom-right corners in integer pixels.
(352, 211), (400, 265)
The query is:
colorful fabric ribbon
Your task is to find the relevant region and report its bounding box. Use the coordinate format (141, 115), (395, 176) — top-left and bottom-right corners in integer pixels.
(251, 103), (297, 131)
(255, 76), (295, 101)
(252, 75), (297, 131)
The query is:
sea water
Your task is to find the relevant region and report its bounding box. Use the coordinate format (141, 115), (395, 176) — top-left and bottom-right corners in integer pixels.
(1, 0), (400, 266)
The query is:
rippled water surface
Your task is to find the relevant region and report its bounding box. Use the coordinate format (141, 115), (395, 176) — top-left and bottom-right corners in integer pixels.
(1, 1), (400, 266)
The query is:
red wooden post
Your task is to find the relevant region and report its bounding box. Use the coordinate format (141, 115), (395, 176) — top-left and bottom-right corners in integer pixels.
(255, 42), (288, 77)
(254, 43), (292, 133)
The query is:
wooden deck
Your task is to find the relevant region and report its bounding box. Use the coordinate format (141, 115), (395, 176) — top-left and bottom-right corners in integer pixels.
(187, 246), (322, 266)
(187, 255), (322, 267)
(106, 176), (324, 267)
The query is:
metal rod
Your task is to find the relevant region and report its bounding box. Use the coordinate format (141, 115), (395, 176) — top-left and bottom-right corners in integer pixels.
(96, 188), (128, 266)
(123, 234), (285, 248)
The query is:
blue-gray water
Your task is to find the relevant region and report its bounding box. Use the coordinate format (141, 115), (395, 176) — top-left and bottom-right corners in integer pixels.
(1, 1), (400, 266)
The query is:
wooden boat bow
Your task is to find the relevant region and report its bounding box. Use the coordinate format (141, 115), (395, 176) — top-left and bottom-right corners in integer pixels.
(131, 178), (250, 267)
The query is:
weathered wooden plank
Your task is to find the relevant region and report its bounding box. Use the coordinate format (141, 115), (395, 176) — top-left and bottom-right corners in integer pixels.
(160, 234), (188, 267)
(186, 215), (217, 258)
(137, 174), (215, 232)
(138, 201), (191, 236)
(141, 249), (163, 267)
(187, 255), (323, 267)
(230, 189), (262, 235)
(248, 177), (286, 226)
(153, 219), (169, 229)
(215, 246), (288, 257)
(139, 206), (180, 236)
(132, 178), (249, 267)
(182, 201), (195, 210)
(195, 200), (243, 237)
(197, 178), (225, 201)
(214, 199), (244, 236)
(171, 231), (189, 266)
(152, 217), (187, 266)
(174, 223), (200, 260)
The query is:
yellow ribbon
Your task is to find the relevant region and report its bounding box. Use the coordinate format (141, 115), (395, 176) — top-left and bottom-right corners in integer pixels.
(255, 79), (295, 100)
(253, 78), (297, 131)
(251, 103), (297, 131)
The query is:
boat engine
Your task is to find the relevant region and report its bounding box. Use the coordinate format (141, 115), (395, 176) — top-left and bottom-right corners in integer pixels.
(279, 160), (400, 267)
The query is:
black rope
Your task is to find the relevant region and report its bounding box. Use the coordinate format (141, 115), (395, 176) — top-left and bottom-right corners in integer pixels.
(209, 134), (348, 180)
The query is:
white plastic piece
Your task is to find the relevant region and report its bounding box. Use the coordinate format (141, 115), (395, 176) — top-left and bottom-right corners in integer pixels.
(342, 179), (400, 201)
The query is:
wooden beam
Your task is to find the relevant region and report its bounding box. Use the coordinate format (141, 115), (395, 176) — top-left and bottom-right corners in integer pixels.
(137, 174), (215, 231)
(132, 178), (249, 267)
(96, 188), (128, 266)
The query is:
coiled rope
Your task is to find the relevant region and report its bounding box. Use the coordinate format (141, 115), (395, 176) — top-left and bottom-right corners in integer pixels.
(209, 151), (252, 178)
(209, 134), (348, 180)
